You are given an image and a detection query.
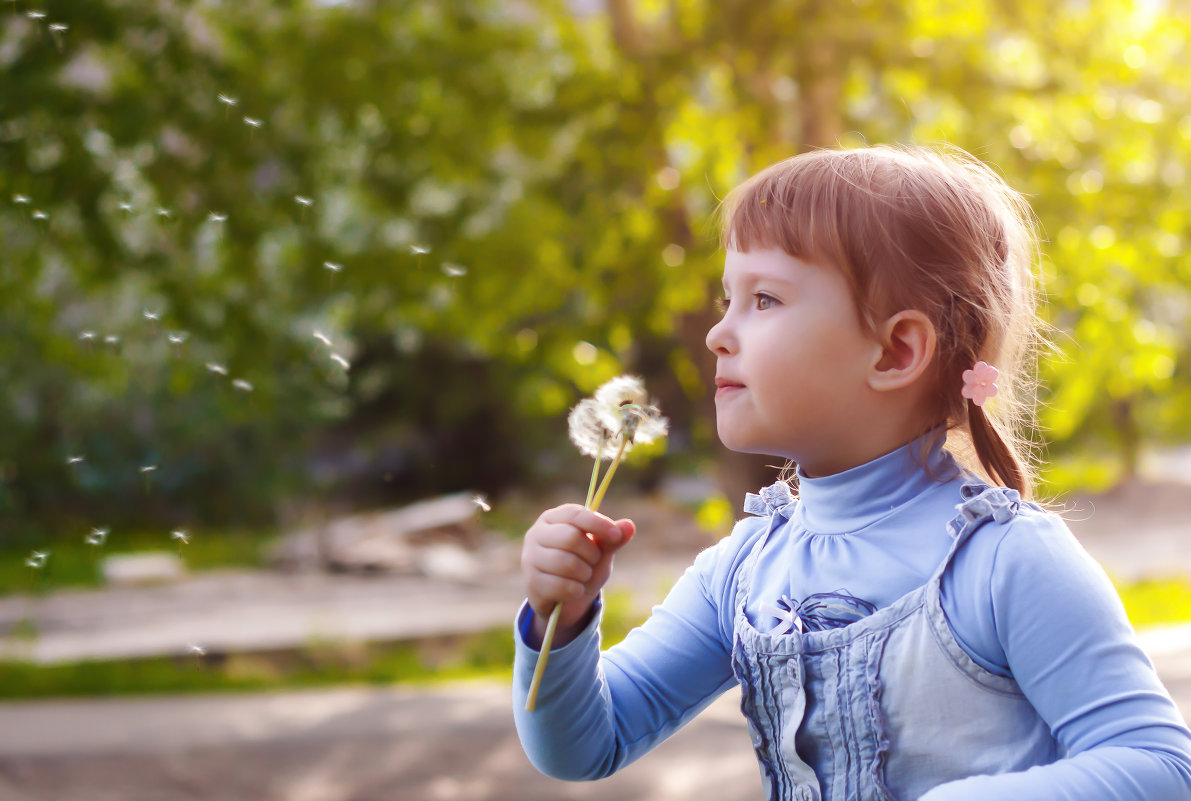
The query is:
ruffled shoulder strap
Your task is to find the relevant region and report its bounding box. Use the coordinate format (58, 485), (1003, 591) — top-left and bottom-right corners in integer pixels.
(743, 480), (797, 519)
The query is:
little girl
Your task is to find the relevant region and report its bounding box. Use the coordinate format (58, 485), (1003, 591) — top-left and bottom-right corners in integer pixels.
(512, 145), (1191, 799)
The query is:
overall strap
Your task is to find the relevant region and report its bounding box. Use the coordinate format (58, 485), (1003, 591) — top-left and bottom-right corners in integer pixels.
(733, 481), (797, 612)
(932, 481), (1022, 582)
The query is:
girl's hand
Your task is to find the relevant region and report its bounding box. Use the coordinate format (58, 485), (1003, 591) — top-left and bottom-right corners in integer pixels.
(521, 504), (635, 647)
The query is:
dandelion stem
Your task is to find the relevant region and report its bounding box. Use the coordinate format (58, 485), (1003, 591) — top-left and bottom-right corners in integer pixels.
(584, 436), (605, 509)
(589, 436), (629, 513)
(526, 434), (630, 711)
(524, 605), (562, 712)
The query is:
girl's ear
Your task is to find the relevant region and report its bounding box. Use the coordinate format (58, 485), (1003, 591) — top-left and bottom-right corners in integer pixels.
(868, 310), (937, 392)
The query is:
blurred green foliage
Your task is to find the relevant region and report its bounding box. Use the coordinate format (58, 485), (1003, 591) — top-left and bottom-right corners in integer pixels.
(2, 0), (1190, 539)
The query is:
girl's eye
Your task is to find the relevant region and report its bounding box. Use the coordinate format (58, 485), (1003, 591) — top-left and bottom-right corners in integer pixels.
(754, 293), (778, 311)
(714, 296), (729, 314)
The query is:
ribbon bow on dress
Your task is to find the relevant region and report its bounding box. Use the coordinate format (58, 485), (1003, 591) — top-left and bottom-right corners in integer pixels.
(743, 481), (797, 519)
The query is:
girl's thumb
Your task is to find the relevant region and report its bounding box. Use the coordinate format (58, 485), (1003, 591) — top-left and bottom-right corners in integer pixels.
(615, 519), (635, 542)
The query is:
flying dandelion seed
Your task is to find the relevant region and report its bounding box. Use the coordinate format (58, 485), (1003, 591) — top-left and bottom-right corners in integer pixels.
(442, 263), (467, 277)
(313, 331), (332, 347)
(26, 10), (44, 20)
(472, 495), (491, 512)
(26, 550), (48, 569)
(207, 212), (227, 223)
(104, 334), (120, 345)
(410, 244), (430, 255)
(167, 331), (189, 344)
(13, 194), (29, 204)
(232, 379), (254, 392)
(47, 20), (65, 50)
(118, 202), (133, 212)
(143, 309), (160, 322)
(295, 196), (313, 207)
(330, 353), (350, 370)
(140, 465), (158, 474)
(85, 528), (108, 546)
(217, 94), (238, 107)
(78, 330), (96, 341)
(188, 643), (206, 656)
(243, 117), (262, 128)
(66, 456), (84, 465)
(171, 530), (189, 544)
(206, 362), (228, 375)
(31, 210), (48, 221)
(155, 208), (171, 218)
(323, 261), (342, 272)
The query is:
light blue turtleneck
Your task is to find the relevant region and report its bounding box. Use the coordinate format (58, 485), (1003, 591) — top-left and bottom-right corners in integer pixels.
(511, 434), (1191, 798)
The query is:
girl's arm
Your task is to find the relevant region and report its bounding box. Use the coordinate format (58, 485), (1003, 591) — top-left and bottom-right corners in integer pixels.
(511, 516), (765, 780)
(927, 507), (1191, 800)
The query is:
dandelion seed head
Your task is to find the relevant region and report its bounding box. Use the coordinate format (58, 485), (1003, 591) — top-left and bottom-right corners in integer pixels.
(330, 353), (350, 370)
(312, 331), (332, 347)
(206, 362), (228, 375)
(442, 263), (467, 277)
(243, 117), (262, 128)
(594, 375), (649, 412)
(410, 244), (430, 255)
(78, 330), (96, 341)
(568, 399), (621, 460)
(294, 195), (313, 207)
(13, 195), (30, 204)
(232, 378), (254, 392)
(472, 494), (491, 512)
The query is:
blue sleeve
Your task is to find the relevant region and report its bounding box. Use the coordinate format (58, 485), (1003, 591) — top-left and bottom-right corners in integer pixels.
(510, 516), (765, 780)
(930, 507), (1191, 800)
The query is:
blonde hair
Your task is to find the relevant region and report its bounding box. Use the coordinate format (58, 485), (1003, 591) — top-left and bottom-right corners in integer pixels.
(716, 145), (1043, 498)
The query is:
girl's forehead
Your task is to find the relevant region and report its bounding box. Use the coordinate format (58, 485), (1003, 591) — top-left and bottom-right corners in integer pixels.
(723, 247), (818, 282)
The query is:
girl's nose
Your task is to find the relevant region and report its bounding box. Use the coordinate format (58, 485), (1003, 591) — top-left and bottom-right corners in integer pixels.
(706, 317), (734, 355)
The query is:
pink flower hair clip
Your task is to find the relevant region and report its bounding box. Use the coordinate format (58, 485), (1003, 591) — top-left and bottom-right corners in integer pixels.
(961, 361), (1000, 407)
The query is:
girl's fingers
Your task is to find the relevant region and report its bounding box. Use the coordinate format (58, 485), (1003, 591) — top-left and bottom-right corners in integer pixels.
(533, 546), (595, 584)
(540, 505), (625, 549)
(535, 524), (602, 564)
(530, 573), (586, 607)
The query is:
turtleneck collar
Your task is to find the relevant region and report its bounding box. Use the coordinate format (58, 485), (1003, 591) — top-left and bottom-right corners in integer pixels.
(793, 430), (961, 535)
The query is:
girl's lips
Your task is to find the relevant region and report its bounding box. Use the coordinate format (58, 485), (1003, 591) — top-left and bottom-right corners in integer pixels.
(715, 383), (744, 398)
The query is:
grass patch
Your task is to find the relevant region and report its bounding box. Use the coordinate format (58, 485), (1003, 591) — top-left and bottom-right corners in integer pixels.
(1117, 577), (1191, 629)
(0, 528), (269, 597)
(0, 590), (649, 699)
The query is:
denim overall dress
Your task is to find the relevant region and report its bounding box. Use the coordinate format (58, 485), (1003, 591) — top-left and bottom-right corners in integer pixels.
(733, 481), (1062, 801)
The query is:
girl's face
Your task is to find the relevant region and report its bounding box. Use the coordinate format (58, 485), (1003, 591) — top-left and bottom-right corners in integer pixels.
(705, 248), (878, 474)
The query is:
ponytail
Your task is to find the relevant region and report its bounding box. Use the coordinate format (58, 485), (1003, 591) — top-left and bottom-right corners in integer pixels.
(967, 402), (1029, 497)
